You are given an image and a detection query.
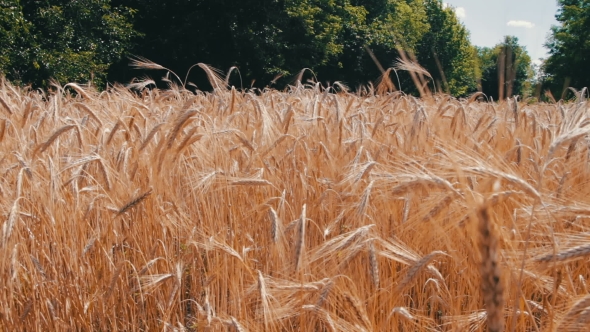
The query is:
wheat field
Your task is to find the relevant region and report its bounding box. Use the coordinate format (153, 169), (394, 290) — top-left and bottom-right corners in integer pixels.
(1, 76), (590, 331)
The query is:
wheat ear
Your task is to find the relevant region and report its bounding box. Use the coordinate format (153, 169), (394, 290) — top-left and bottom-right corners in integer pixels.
(368, 241), (380, 288)
(557, 294), (590, 330)
(167, 109), (198, 149)
(294, 204), (307, 272)
(0, 95), (13, 115)
(117, 188), (153, 216)
(0, 119), (5, 143)
(535, 243), (590, 264)
(396, 250), (446, 293)
(34, 124), (76, 156)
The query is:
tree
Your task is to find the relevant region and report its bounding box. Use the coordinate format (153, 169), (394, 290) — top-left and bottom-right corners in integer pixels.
(108, 0), (483, 95)
(319, 0), (430, 88)
(0, 0), (35, 83)
(109, 0), (372, 88)
(477, 36), (532, 100)
(415, 0), (478, 96)
(0, 0), (137, 87)
(544, 0), (590, 99)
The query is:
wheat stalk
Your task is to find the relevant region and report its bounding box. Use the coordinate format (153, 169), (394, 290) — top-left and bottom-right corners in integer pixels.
(477, 205), (504, 332)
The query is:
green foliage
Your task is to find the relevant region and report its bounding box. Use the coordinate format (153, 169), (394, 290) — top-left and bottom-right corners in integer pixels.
(112, 0), (479, 95)
(280, 0), (369, 74)
(0, 0), (137, 87)
(0, 0), (35, 82)
(4, 0), (482, 95)
(111, 0), (371, 87)
(544, 0), (590, 98)
(416, 0), (478, 96)
(477, 36), (532, 100)
(367, 0), (429, 50)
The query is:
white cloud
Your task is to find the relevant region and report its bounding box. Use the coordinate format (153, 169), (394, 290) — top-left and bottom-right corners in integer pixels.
(532, 59), (543, 67)
(442, 3), (466, 19)
(455, 7), (466, 18)
(507, 20), (535, 29)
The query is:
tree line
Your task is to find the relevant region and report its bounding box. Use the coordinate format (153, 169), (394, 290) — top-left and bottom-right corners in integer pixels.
(0, 0), (587, 99)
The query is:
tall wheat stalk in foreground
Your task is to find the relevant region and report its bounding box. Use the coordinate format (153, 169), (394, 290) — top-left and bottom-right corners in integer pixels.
(1, 75), (590, 331)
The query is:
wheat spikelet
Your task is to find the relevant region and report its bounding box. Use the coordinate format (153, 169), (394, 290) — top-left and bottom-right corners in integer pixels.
(105, 262), (124, 299)
(556, 172), (569, 198)
(268, 207), (279, 243)
(535, 243), (590, 264)
(0, 95), (13, 115)
(97, 158), (112, 191)
(46, 299), (56, 320)
(229, 86), (237, 113)
(137, 273), (175, 293)
(580, 275), (588, 293)
(294, 204), (306, 272)
(368, 241), (380, 289)
(199, 237), (245, 264)
(389, 307), (416, 322)
(257, 270), (271, 329)
(20, 100), (32, 128)
(82, 238), (97, 256)
(477, 205), (504, 332)
(2, 169), (24, 247)
(64, 83), (93, 100)
(548, 129), (588, 160)
(74, 102), (103, 128)
(105, 120), (122, 146)
(165, 263), (183, 310)
(234, 132), (255, 152)
(421, 194), (454, 223)
(117, 188), (153, 216)
(464, 167), (540, 199)
(557, 295), (590, 330)
(73, 124), (84, 149)
(402, 197), (411, 224)
(137, 257), (163, 276)
(390, 175), (457, 197)
(230, 179), (272, 186)
(129, 55), (167, 70)
(0, 119), (6, 142)
(139, 122), (164, 151)
(127, 78), (156, 90)
(261, 134), (288, 158)
(167, 109), (198, 149)
(355, 161), (376, 184)
(357, 180), (374, 218)
(342, 291), (372, 329)
(230, 316), (246, 332)
(175, 127), (203, 155)
(30, 255), (47, 279)
(10, 244), (18, 282)
(396, 250), (447, 293)
(283, 106), (294, 133)
(312, 225), (373, 263)
(197, 63), (226, 91)
(315, 279), (334, 312)
(34, 124), (76, 156)
(19, 300), (33, 322)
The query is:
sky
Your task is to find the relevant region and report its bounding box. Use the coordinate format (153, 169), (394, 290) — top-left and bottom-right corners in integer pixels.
(442, 0), (560, 65)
